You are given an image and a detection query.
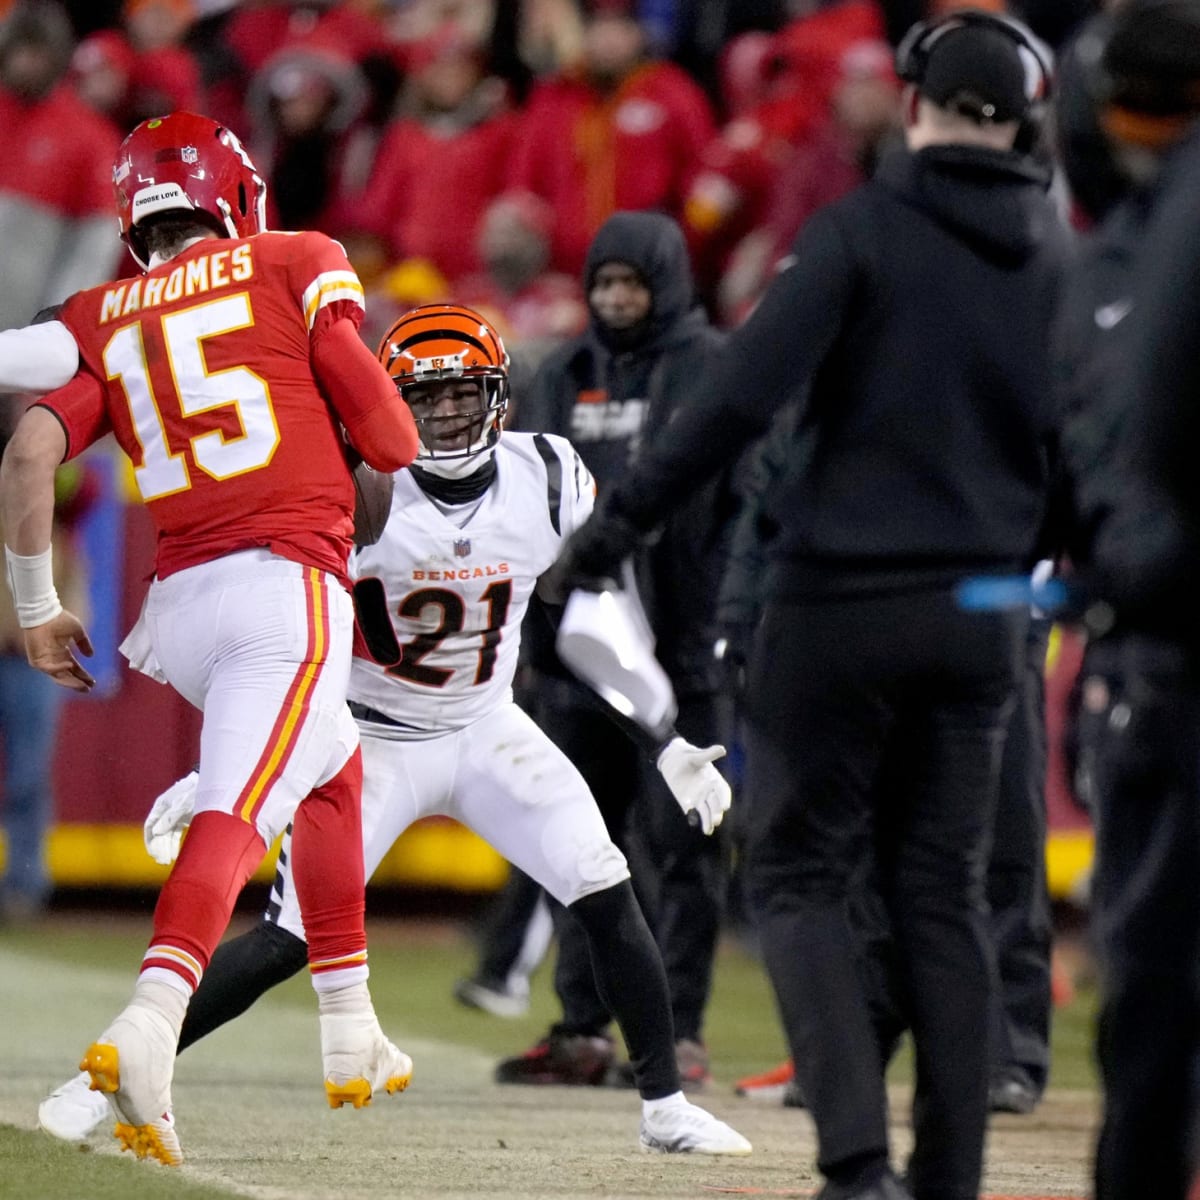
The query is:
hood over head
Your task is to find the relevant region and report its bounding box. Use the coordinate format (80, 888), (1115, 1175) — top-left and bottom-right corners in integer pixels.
(878, 142), (1055, 263)
(583, 211), (695, 352)
(248, 41), (368, 135)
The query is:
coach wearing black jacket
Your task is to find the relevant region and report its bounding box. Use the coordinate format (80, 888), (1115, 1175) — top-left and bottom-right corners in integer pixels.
(559, 13), (1070, 1200)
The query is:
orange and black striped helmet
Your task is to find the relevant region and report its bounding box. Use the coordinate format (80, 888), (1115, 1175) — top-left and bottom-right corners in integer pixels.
(377, 304), (510, 464)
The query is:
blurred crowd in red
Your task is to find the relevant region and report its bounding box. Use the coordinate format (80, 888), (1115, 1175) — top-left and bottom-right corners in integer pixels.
(0, 0), (1085, 365)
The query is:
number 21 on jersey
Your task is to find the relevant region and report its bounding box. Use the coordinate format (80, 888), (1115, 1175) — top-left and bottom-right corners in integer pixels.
(354, 578), (514, 689)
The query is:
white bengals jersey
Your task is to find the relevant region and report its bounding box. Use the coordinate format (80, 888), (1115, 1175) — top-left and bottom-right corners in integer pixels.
(348, 432), (595, 735)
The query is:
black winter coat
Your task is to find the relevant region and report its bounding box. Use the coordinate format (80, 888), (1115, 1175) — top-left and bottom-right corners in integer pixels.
(1085, 129), (1200, 652)
(1051, 189), (1148, 573)
(517, 212), (739, 696)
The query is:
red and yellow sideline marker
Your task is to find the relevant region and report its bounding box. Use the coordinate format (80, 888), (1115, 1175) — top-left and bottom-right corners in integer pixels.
(0, 823), (1090, 898)
(1046, 830), (1093, 902)
(0, 825), (1089, 902)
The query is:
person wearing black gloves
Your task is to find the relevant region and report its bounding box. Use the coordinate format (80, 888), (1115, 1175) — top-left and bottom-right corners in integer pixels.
(1052, 4), (1200, 1197)
(558, 12), (1070, 1200)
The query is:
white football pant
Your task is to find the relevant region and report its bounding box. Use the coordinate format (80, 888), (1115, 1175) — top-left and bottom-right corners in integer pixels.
(269, 701), (629, 938)
(143, 548), (358, 848)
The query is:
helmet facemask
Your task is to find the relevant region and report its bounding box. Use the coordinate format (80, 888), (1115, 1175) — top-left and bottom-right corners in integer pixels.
(379, 305), (511, 480)
(399, 363), (508, 478)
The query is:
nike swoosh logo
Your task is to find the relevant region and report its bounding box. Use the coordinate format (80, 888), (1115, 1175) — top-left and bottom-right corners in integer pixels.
(1095, 299), (1133, 330)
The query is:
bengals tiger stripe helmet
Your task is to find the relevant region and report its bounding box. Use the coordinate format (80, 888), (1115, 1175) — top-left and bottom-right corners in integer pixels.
(378, 304), (510, 466)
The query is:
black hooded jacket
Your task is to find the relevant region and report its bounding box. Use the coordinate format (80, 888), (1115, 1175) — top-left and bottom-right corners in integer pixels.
(516, 211), (736, 694)
(1051, 187), (1149, 572)
(1081, 128), (1200, 650)
(607, 144), (1072, 598)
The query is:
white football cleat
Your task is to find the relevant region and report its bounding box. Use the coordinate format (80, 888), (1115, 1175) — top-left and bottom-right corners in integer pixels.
(453, 976), (530, 1019)
(639, 1097), (753, 1156)
(38, 1072), (110, 1142)
(321, 1010), (413, 1109)
(79, 1003), (182, 1166)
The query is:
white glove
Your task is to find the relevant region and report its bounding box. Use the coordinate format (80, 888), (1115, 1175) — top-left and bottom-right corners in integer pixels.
(143, 770), (199, 865)
(655, 737), (731, 836)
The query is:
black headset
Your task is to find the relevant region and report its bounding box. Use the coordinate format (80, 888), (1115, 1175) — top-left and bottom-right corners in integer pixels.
(895, 8), (1053, 149)
(896, 9), (1053, 99)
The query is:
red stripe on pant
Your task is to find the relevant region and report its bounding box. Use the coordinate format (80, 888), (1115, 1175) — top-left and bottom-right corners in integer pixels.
(235, 569), (330, 827)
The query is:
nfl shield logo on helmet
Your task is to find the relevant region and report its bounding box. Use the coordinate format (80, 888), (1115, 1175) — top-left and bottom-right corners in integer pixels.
(181, 145), (199, 165)
(454, 538), (471, 558)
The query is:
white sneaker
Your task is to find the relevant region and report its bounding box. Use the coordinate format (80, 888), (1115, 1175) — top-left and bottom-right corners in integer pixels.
(38, 1072), (110, 1142)
(639, 1098), (753, 1156)
(453, 976), (530, 1019)
(321, 1010), (413, 1109)
(80, 1003), (183, 1166)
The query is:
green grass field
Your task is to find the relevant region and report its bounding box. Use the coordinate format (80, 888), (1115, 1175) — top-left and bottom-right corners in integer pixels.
(0, 903), (1099, 1200)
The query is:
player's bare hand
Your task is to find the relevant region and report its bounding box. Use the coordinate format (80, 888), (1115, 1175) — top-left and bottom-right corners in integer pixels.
(24, 610), (96, 692)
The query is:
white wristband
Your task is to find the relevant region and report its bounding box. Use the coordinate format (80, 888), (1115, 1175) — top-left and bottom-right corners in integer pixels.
(5, 545), (62, 628)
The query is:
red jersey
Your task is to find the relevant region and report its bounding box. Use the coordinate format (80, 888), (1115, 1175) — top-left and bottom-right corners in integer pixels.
(51, 231), (369, 583)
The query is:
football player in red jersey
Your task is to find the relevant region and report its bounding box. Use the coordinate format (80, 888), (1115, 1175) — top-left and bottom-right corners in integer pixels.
(0, 112), (419, 1167)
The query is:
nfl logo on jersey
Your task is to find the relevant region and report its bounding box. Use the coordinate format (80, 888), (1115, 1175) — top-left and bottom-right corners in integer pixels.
(454, 538), (471, 557)
(181, 145), (199, 164)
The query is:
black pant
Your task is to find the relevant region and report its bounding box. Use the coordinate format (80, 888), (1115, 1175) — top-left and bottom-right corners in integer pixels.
(1084, 634), (1200, 1200)
(987, 620), (1052, 1092)
(837, 621), (1053, 1086)
(743, 588), (1023, 1200)
(533, 674), (727, 1045)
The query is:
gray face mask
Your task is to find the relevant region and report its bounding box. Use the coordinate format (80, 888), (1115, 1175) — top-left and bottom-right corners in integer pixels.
(1114, 142), (1165, 188)
(591, 303), (656, 354)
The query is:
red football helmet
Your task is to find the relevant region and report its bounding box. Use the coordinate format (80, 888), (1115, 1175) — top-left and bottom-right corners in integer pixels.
(113, 111), (268, 269)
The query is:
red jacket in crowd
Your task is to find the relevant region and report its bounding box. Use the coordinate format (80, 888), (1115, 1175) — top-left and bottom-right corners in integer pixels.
(0, 81), (119, 217)
(360, 104), (520, 283)
(683, 0), (887, 288)
(223, 3), (385, 74)
(506, 61), (715, 277)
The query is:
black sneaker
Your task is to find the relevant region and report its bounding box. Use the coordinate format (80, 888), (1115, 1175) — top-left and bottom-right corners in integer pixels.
(494, 1029), (615, 1086)
(815, 1170), (913, 1199)
(989, 1068), (1041, 1114)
